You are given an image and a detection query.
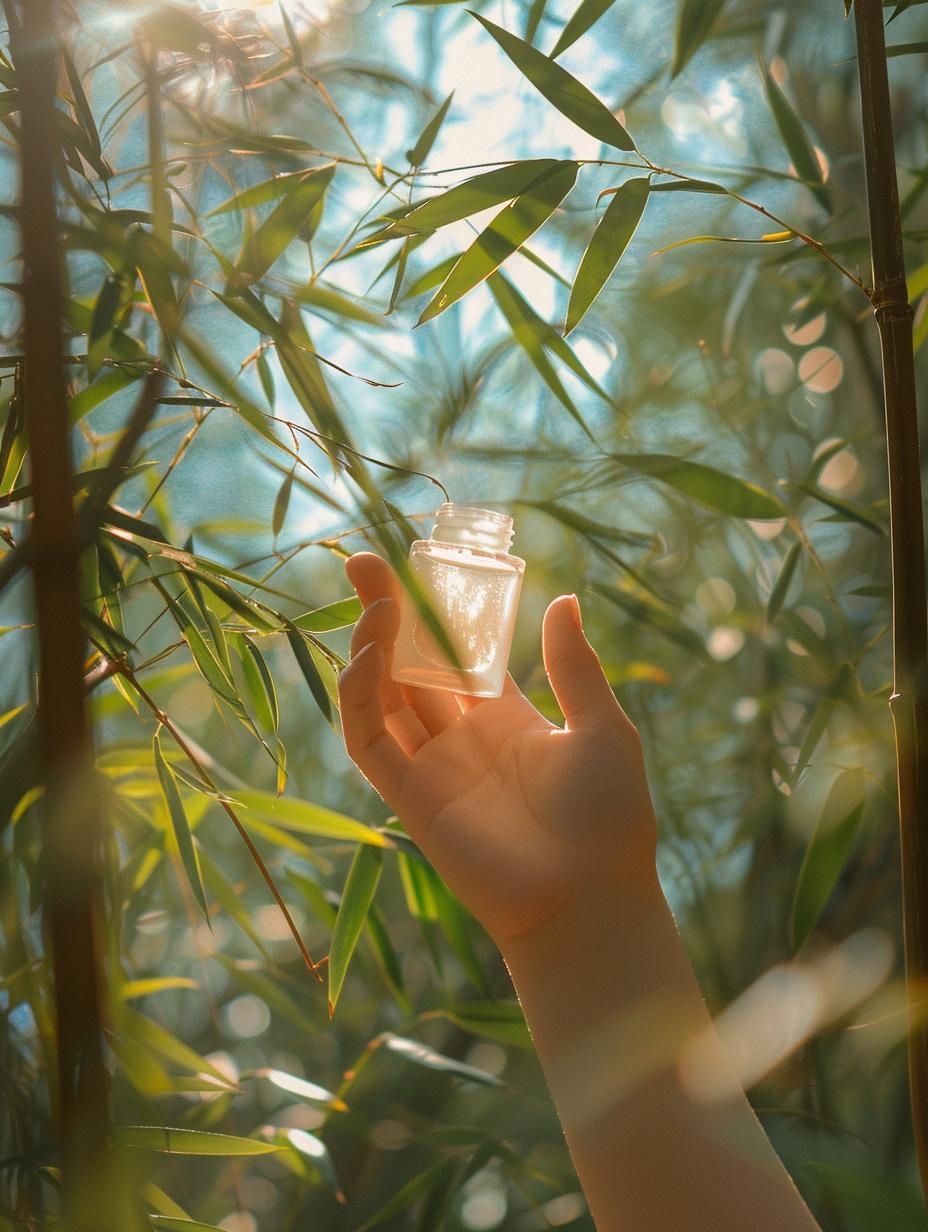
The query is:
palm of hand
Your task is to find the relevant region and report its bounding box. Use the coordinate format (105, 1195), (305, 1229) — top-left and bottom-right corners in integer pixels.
(398, 694), (656, 943)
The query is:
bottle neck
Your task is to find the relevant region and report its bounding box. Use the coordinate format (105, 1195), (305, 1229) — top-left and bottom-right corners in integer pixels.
(430, 503), (514, 553)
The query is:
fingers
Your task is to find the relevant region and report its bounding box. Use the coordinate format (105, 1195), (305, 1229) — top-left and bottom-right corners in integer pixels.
(338, 641), (408, 805)
(345, 552), (401, 607)
(401, 683), (464, 735)
(543, 595), (628, 731)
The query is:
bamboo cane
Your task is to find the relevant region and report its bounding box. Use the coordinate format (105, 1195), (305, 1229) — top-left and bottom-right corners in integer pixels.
(14, 1), (113, 1224)
(853, 0), (928, 1199)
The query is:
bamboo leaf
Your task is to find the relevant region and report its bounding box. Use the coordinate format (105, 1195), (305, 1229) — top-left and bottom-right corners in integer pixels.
(760, 61), (831, 213)
(150, 1219), (226, 1232)
(418, 162), (579, 324)
(791, 769), (866, 952)
(235, 165), (336, 282)
(610, 453), (786, 519)
(285, 623), (335, 727)
(793, 663), (854, 780)
(378, 1034), (504, 1085)
(261, 1068), (346, 1110)
(234, 634), (278, 735)
(295, 283), (388, 326)
(550, 0), (618, 57)
(469, 13), (635, 151)
(197, 849), (272, 961)
(206, 172), (310, 216)
(229, 788), (394, 846)
(788, 482), (886, 534)
(592, 581), (706, 654)
(279, 0), (304, 66)
(365, 902), (412, 1013)
(444, 1000), (533, 1048)
(407, 91), (455, 166)
(405, 254), (462, 299)
(117, 1007), (238, 1084)
(120, 978), (199, 999)
(328, 844), (384, 1014)
(371, 160), (565, 240)
(292, 597), (362, 631)
(112, 1126), (281, 1155)
(272, 468), (295, 538)
(153, 733), (208, 919)
(212, 953), (316, 1034)
(767, 541), (803, 622)
(672, 0), (729, 77)
(357, 1159), (461, 1232)
(566, 176), (649, 334)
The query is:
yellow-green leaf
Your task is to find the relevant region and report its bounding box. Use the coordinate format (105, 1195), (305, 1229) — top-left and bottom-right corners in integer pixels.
(329, 844), (384, 1015)
(791, 769), (866, 951)
(228, 788), (394, 846)
(154, 733), (208, 919)
(611, 452), (786, 519)
(235, 165), (335, 282)
(112, 1126), (281, 1155)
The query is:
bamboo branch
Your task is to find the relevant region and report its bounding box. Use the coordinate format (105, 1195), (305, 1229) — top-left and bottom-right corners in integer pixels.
(13, 2), (115, 1227)
(853, 0), (928, 1204)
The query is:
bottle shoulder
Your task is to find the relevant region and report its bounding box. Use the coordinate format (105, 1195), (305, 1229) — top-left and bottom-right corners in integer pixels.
(410, 539), (525, 572)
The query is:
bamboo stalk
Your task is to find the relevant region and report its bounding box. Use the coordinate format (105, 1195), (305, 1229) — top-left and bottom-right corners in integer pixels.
(14, 1), (113, 1225)
(853, 0), (928, 1201)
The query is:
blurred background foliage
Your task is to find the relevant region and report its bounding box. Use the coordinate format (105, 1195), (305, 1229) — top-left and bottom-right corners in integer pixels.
(0, 0), (927, 1229)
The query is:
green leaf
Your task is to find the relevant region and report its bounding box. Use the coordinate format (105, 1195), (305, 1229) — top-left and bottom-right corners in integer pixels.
(112, 1126), (281, 1155)
(153, 734), (208, 919)
(418, 162), (579, 324)
(279, 0), (304, 66)
(793, 663), (854, 781)
(87, 273), (133, 381)
(292, 597), (363, 631)
(800, 1163), (928, 1232)
(377, 160), (566, 242)
(365, 902), (412, 1014)
(378, 1034), (504, 1085)
(328, 845), (384, 1014)
(235, 635), (278, 735)
(672, 0), (729, 77)
(791, 769), (866, 952)
(766, 541), (803, 622)
(886, 40), (928, 56)
(181, 615), (240, 706)
(272, 468), (294, 538)
(550, 0), (618, 58)
(445, 999), (533, 1047)
(592, 581), (706, 654)
(150, 1219), (226, 1232)
(517, 500), (654, 548)
(788, 482), (886, 534)
(285, 623), (335, 727)
(294, 283), (387, 326)
(566, 176), (649, 334)
(356, 1159), (461, 1232)
(235, 165), (336, 282)
(207, 174), (311, 217)
(405, 254), (462, 299)
(70, 368), (145, 427)
(469, 13), (636, 151)
(197, 849), (272, 961)
(116, 1007), (237, 1085)
(610, 453), (787, 519)
(760, 62), (831, 213)
(649, 178), (729, 194)
(228, 788), (394, 846)
(407, 91), (455, 166)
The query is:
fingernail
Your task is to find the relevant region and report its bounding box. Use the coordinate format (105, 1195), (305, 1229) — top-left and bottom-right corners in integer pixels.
(366, 596), (394, 610)
(352, 639), (378, 661)
(567, 594), (583, 628)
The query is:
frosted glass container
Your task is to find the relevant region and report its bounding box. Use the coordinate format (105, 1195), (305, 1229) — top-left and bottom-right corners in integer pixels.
(392, 504), (525, 698)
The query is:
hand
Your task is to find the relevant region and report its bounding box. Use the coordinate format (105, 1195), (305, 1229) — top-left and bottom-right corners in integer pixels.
(338, 553), (658, 946)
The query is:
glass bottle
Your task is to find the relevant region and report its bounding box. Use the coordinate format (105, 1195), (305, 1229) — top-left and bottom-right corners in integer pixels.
(391, 504), (525, 698)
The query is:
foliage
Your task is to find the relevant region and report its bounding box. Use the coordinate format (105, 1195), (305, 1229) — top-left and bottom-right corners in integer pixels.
(0, 0), (927, 1230)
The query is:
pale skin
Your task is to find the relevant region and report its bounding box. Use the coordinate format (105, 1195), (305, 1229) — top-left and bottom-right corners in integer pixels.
(338, 552), (823, 1232)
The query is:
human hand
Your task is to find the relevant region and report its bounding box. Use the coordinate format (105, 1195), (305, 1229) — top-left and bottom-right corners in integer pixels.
(338, 553), (658, 946)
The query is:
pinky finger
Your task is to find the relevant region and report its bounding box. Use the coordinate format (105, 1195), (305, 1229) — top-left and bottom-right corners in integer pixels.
(338, 642), (409, 806)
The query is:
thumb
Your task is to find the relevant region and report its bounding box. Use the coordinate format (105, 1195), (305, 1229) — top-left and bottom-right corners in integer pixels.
(542, 595), (626, 730)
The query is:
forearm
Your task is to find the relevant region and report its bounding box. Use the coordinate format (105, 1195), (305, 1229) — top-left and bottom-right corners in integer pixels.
(499, 874), (821, 1232)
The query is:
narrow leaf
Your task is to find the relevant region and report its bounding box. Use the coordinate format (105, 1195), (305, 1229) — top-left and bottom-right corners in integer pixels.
(286, 623), (335, 727)
(470, 13), (636, 150)
(407, 91), (455, 166)
(672, 0), (729, 77)
(292, 597), (363, 631)
(111, 1126), (281, 1155)
(153, 733), (208, 919)
(767, 541), (803, 622)
(272, 468), (295, 538)
(592, 581), (706, 654)
(611, 452), (786, 519)
(793, 663), (854, 780)
(760, 62), (831, 213)
(379, 1034), (504, 1085)
(550, 0), (618, 58)
(229, 788), (393, 846)
(791, 769), (866, 951)
(328, 845), (384, 1014)
(566, 176), (649, 334)
(236, 165), (335, 282)
(356, 1159), (460, 1232)
(418, 162), (579, 324)
(444, 1000), (533, 1048)
(789, 482), (886, 534)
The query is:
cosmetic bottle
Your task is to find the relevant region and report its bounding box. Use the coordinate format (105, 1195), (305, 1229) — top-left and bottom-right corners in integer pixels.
(391, 503), (525, 698)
